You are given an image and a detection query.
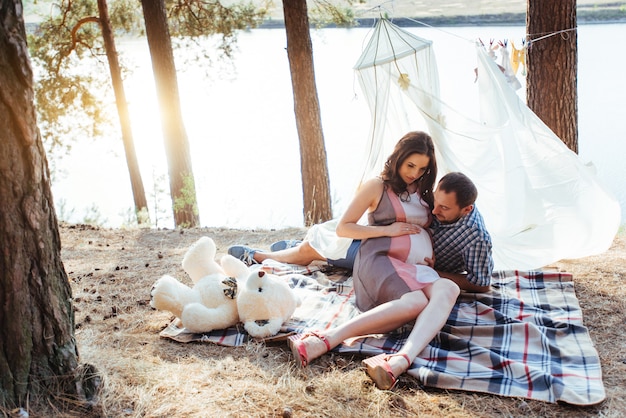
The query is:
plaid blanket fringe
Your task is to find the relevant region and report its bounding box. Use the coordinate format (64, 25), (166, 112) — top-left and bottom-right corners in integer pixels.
(159, 268), (605, 405)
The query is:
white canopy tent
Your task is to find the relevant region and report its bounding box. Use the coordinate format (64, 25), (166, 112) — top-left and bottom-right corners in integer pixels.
(353, 18), (621, 270)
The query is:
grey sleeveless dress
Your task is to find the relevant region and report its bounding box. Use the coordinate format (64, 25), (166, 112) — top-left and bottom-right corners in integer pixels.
(353, 186), (440, 312)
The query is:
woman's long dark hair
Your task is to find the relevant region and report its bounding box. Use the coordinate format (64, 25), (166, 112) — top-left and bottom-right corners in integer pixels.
(380, 131), (437, 208)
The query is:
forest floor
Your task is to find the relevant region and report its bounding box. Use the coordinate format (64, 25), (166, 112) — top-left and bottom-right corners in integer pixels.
(35, 223), (625, 417)
(13, 0), (626, 416)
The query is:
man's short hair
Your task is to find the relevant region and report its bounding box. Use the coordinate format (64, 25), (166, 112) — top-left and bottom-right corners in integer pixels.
(437, 172), (478, 208)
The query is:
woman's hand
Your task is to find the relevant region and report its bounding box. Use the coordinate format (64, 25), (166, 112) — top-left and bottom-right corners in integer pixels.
(388, 222), (424, 237)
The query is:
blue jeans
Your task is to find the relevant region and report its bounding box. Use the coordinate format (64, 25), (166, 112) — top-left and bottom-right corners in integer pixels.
(327, 240), (361, 269)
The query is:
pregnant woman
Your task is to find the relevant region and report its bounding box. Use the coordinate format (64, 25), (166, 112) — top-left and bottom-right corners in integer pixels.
(288, 131), (461, 390)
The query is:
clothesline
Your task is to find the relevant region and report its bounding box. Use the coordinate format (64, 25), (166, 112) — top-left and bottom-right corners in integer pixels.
(356, 12), (576, 80)
(357, 2), (578, 50)
(528, 27), (577, 43)
(401, 16), (577, 49)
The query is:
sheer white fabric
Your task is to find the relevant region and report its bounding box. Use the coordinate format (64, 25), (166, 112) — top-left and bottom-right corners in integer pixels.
(350, 18), (620, 270)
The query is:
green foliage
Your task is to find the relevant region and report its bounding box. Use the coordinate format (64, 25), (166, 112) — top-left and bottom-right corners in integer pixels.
(27, 0), (133, 162)
(81, 203), (108, 225)
(310, 0), (359, 28)
(135, 207), (152, 227)
(109, 0), (146, 33)
(173, 173), (199, 228)
(167, 0), (270, 73)
(168, 0), (268, 35)
(27, 0), (269, 167)
(55, 198), (76, 223)
(118, 206), (151, 228)
(55, 198), (108, 226)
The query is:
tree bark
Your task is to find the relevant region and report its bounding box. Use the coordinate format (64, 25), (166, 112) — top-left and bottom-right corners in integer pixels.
(526, 0), (578, 152)
(0, 0), (99, 409)
(283, 0), (333, 226)
(140, 0), (200, 227)
(98, 0), (150, 224)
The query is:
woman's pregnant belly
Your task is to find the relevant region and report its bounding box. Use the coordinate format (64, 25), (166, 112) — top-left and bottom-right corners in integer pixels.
(387, 227), (434, 265)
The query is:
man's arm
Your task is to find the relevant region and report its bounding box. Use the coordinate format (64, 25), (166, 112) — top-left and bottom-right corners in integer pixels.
(437, 271), (490, 293)
(425, 256), (490, 293)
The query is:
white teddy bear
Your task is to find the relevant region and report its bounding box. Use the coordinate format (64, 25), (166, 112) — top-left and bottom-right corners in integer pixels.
(151, 236), (300, 338)
(150, 236), (247, 333)
(238, 268), (301, 338)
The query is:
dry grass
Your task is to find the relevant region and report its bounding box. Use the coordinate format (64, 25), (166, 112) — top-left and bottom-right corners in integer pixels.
(23, 224), (626, 417)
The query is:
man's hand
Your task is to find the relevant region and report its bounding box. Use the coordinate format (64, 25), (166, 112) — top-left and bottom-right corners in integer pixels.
(437, 271), (490, 293)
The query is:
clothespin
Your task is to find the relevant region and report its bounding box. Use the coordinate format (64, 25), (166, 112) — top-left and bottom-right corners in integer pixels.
(488, 38), (497, 59)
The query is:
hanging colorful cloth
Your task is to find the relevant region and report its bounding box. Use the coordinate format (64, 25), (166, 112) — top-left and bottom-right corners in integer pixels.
(511, 40), (527, 76)
(498, 40), (522, 90)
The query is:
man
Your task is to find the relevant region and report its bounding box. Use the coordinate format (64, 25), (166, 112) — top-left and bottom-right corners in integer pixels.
(427, 171), (493, 292)
(229, 172), (493, 292)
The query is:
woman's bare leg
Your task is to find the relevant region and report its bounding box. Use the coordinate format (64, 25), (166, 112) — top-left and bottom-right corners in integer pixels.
(323, 291), (429, 348)
(289, 286), (429, 367)
(323, 279), (459, 367)
(382, 279), (460, 374)
(254, 241), (325, 265)
(289, 278), (460, 374)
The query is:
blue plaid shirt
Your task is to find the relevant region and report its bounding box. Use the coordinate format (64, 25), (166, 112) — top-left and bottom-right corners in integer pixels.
(430, 206), (493, 287)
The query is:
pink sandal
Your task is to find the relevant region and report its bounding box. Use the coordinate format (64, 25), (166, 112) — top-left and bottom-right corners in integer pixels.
(288, 331), (331, 367)
(362, 353), (412, 390)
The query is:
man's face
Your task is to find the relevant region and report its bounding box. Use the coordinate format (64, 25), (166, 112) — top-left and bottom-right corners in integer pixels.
(432, 188), (472, 224)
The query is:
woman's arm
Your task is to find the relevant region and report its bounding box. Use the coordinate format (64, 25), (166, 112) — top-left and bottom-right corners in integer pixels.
(335, 178), (422, 240)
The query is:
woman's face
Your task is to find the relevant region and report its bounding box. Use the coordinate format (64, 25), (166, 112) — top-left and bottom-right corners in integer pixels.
(398, 153), (430, 186)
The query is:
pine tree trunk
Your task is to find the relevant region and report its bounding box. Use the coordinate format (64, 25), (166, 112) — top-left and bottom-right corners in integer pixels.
(140, 0), (200, 227)
(527, 0), (578, 152)
(98, 0), (150, 224)
(0, 1), (99, 410)
(283, 0), (333, 226)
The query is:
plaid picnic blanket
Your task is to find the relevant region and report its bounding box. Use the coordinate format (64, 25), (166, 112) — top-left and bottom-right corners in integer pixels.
(159, 268), (605, 405)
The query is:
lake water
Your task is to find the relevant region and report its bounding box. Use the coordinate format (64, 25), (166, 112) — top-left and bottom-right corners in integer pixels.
(50, 23), (626, 229)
